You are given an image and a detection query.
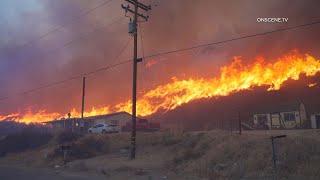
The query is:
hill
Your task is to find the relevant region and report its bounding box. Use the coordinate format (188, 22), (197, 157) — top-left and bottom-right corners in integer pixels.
(151, 74), (320, 131)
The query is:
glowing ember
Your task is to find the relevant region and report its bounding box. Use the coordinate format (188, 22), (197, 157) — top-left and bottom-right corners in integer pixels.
(308, 83), (317, 87)
(1, 50), (320, 123)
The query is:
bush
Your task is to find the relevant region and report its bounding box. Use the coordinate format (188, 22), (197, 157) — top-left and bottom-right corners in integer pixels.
(49, 135), (110, 161)
(55, 131), (83, 144)
(162, 133), (183, 146)
(69, 135), (110, 159)
(0, 131), (53, 154)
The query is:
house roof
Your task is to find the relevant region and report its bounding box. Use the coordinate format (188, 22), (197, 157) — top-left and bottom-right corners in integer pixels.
(254, 101), (303, 114)
(43, 117), (83, 124)
(84, 111), (132, 120)
(44, 111), (133, 124)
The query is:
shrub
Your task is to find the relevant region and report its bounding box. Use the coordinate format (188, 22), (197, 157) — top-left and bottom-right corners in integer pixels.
(0, 131), (53, 154)
(49, 135), (110, 161)
(69, 135), (110, 159)
(55, 131), (83, 144)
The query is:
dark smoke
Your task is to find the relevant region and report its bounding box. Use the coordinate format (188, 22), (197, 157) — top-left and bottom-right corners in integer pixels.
(0, 0), (320, 116)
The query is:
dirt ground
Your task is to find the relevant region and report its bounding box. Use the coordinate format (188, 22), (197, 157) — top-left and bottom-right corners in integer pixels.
(1, 129), (320, 180)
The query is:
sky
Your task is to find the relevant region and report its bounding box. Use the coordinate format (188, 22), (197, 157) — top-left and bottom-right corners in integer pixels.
(0, 0), (320, 116)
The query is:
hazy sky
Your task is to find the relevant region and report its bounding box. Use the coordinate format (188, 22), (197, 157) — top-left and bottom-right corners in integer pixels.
(0, 0), (320, 115)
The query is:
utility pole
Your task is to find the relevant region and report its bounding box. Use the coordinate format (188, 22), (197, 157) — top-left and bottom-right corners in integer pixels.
(81, 77), (86, 120)
(81, 77), (86, 133)
(121, 0), (151, 159)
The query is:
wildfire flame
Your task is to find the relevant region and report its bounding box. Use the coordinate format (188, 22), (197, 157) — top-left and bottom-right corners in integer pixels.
(1, 50), (320, 123)
(308, 83), (317, 87)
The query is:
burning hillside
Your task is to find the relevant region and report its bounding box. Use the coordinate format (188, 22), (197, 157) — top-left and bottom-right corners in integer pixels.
(1, 50), (320, 124)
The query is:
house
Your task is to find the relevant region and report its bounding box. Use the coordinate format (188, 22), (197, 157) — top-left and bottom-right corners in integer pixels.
(87, 111), (134, 128)
(44, 117), (95, 134)
(45, 111), (134, 133)
(253, 102), (307, 129)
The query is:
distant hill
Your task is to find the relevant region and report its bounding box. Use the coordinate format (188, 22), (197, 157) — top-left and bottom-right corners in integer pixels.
(150, 74), (320, 131)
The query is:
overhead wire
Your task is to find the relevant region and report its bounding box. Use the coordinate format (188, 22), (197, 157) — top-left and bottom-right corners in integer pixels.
(109, 36), (133, 67)
(29, 16), (126, 60)
(142, 20), (320, 60)
(0, 37), (133, 101)
(0, 0), (115, 56)
(138, 21), (145, 58)
(138, 21), (146, 94)
(1, 20), (320, 101)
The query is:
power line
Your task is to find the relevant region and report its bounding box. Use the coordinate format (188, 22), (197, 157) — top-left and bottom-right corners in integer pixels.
(0, 37), (133, 102)
(1, 20), (319, 101)
(109, 36), (133, 66)
(0, 16), (126, 101)
(28, 16), (126, 61)
(143, 20), (320, 60)
(138, 21), (145, 58)
(1, 0), (114, 56)
(138, 21), (147, 91)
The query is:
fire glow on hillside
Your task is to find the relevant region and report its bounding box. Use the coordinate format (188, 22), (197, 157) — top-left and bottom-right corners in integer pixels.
(1, 50), (320, 124)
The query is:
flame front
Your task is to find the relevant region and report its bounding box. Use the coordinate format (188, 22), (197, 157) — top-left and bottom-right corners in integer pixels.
(1, 50), (320, 123)
(118, 51), (320, 116)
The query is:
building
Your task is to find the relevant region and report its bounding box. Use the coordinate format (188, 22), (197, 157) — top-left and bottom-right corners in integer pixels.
(44, 117), (95, 134)
(87, 111), (133, 128)
(311, 114), (320, 129)
(45, 111), (133, 133)
(253, 102), (307, 129)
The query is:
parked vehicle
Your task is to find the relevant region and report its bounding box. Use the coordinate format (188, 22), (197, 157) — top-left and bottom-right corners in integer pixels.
(122, 119), (160, 132)
(88, 123), (118, 134)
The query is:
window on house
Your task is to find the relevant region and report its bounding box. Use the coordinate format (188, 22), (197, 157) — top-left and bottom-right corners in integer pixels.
(284, 113), (295, 121)
(257, 115), (268, 125)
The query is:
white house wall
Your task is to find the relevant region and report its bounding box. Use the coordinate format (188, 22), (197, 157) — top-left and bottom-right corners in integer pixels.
(299, 103), (307, 125)
(279, 111), (299, 129)
(270, 114), (281, 129)
(254, 110), (302, 129)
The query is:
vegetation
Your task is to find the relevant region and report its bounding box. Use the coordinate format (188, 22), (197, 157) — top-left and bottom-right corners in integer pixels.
(55, 131), (83, 144)
(1, 130), (320, 179)
(0, 131), (53, 156)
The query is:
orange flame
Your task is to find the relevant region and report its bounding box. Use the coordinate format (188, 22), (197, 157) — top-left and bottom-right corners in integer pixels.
(308, 83), (317, 87)
(1, 50), (320, 123)
(118, 51), (320, 116)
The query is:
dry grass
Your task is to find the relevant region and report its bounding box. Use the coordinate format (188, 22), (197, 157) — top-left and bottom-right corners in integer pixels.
(166, 130), (320, 179)
(2, 129), (320, 179)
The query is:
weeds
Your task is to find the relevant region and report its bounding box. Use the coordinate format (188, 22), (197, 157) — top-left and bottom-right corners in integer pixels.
(0, 131), (52, 155)
(55, 131), (83, 144)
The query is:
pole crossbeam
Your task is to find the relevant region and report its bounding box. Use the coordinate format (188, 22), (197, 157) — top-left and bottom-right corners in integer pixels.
(125, 0), (151, 11)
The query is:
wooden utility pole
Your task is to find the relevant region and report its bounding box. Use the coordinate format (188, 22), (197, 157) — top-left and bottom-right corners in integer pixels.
(81, 77), (86, 120)
(81, 77), (86, 133)
(121, 0), (151, 159)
